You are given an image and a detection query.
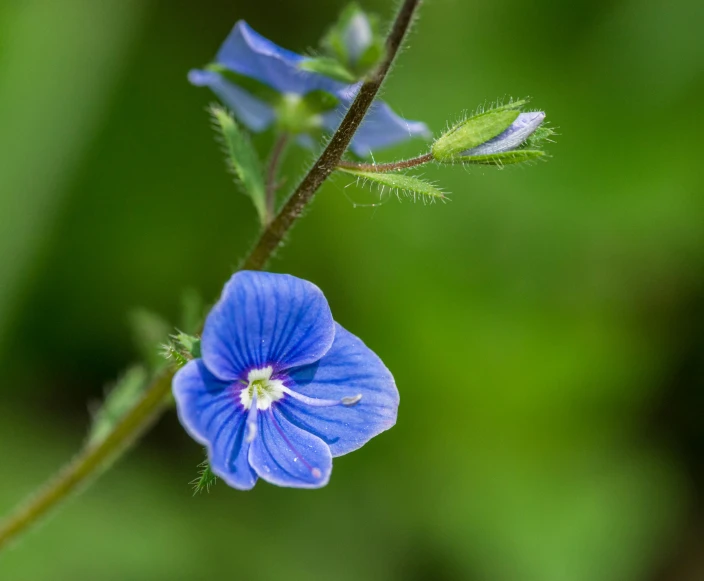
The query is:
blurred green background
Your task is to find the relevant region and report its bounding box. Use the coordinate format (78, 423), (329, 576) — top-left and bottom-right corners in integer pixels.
(1, 0), (703, 579)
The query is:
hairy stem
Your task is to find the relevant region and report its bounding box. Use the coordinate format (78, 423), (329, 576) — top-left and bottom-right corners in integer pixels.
(242, 0), (422, 270)
(0, 0), (422, 552)
(337, 152), (433, 173)
(264, 133), (289, 223)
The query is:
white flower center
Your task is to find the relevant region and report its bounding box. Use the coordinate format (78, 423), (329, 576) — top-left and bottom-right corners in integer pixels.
(240, 366), (285, 411)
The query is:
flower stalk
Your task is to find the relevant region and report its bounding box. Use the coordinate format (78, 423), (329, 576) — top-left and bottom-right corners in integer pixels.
(337, 152), (433, 173)
(0, 0), (423, 552)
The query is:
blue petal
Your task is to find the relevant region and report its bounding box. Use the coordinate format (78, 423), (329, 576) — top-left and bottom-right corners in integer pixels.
(188, 69), (275, 132)
(172, 359), (257, 490)
(280, 323), (399, 457)
(191, 21), (430, 156)
(248, 408), (332, 488)
(323, 90), (431, 156)
(214, 21), (343, 96)
(201, 271), (335, 380)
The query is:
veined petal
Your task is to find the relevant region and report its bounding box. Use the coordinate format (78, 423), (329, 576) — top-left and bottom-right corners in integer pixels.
(323, 92), (430, 157)
(188, 69), (275, 132)
(280, 323), (398, 457)
(172, 360), (257, 490)
(201, 271), (335, 380)
(215, 21), (343, 96)
(248, 408), (332, 488)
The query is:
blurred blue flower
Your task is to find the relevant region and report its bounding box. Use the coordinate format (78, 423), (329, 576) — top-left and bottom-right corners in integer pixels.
(173, 271), (399, 489)
(461, 111), (546, 156)
(188, 21), (429, 157)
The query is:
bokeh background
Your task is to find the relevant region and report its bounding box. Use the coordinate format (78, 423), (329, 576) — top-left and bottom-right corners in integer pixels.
(1, 0), (703, 579)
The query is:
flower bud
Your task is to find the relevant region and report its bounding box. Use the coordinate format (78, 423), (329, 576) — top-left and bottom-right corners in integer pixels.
(343, 11), (374, 65)
(462, 112), (546, 156)
(432, 102), (549, 165)
(322, 3), (384, 76)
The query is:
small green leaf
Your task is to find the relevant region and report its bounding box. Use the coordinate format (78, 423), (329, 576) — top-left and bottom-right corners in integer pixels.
(88, 366), (149, 446)
(456, 149), (547, 166)
(160, 341), (189, 369)
(484, 99), (529, 114)
(338, 168), (447, 203)
(525, 125), (556, 148)
(175, 332), (201, 359)
(210, 105), (267, 224)
(191, 455), (218, 494)
(128, 308), (171, 370)
(299, 57), (356, 83)
(160, 331), (200, 369)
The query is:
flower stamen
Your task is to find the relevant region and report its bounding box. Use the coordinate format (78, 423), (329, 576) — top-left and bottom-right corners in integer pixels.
(240, 366), (285, 412)
(281, 386), (362, 407)
(245, 389), (258, 443)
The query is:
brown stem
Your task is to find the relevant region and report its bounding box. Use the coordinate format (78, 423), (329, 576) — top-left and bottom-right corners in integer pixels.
(337, 152), (433, 173)
(264, 133), (289, 223)
(0, 0), (423, 553)
(242, 0), (422, 271)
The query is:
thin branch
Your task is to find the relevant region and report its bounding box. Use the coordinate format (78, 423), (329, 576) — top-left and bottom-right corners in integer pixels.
(0, 372), (173, 551)
(242, 0), (422, 271)
(0, 0), (423, 552)
(337, 152), (433, 173)
(264, 133), (289, 223)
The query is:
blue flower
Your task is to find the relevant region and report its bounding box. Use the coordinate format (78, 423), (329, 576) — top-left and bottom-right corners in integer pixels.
(172, 271), (399, 489)
(188, 21), (429, 157)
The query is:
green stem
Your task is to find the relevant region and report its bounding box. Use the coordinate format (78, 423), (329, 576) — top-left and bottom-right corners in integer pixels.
(0, 0), (422, 553)
(0, 372), (173, 551)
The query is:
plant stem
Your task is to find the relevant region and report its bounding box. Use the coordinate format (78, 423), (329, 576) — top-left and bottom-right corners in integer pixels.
(242, 0), (422, 271)
(0, 0), (422, 552)
(0, 372), (174, 551)
(264, 133), (289, 223)
(337, 152), (433, 173)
